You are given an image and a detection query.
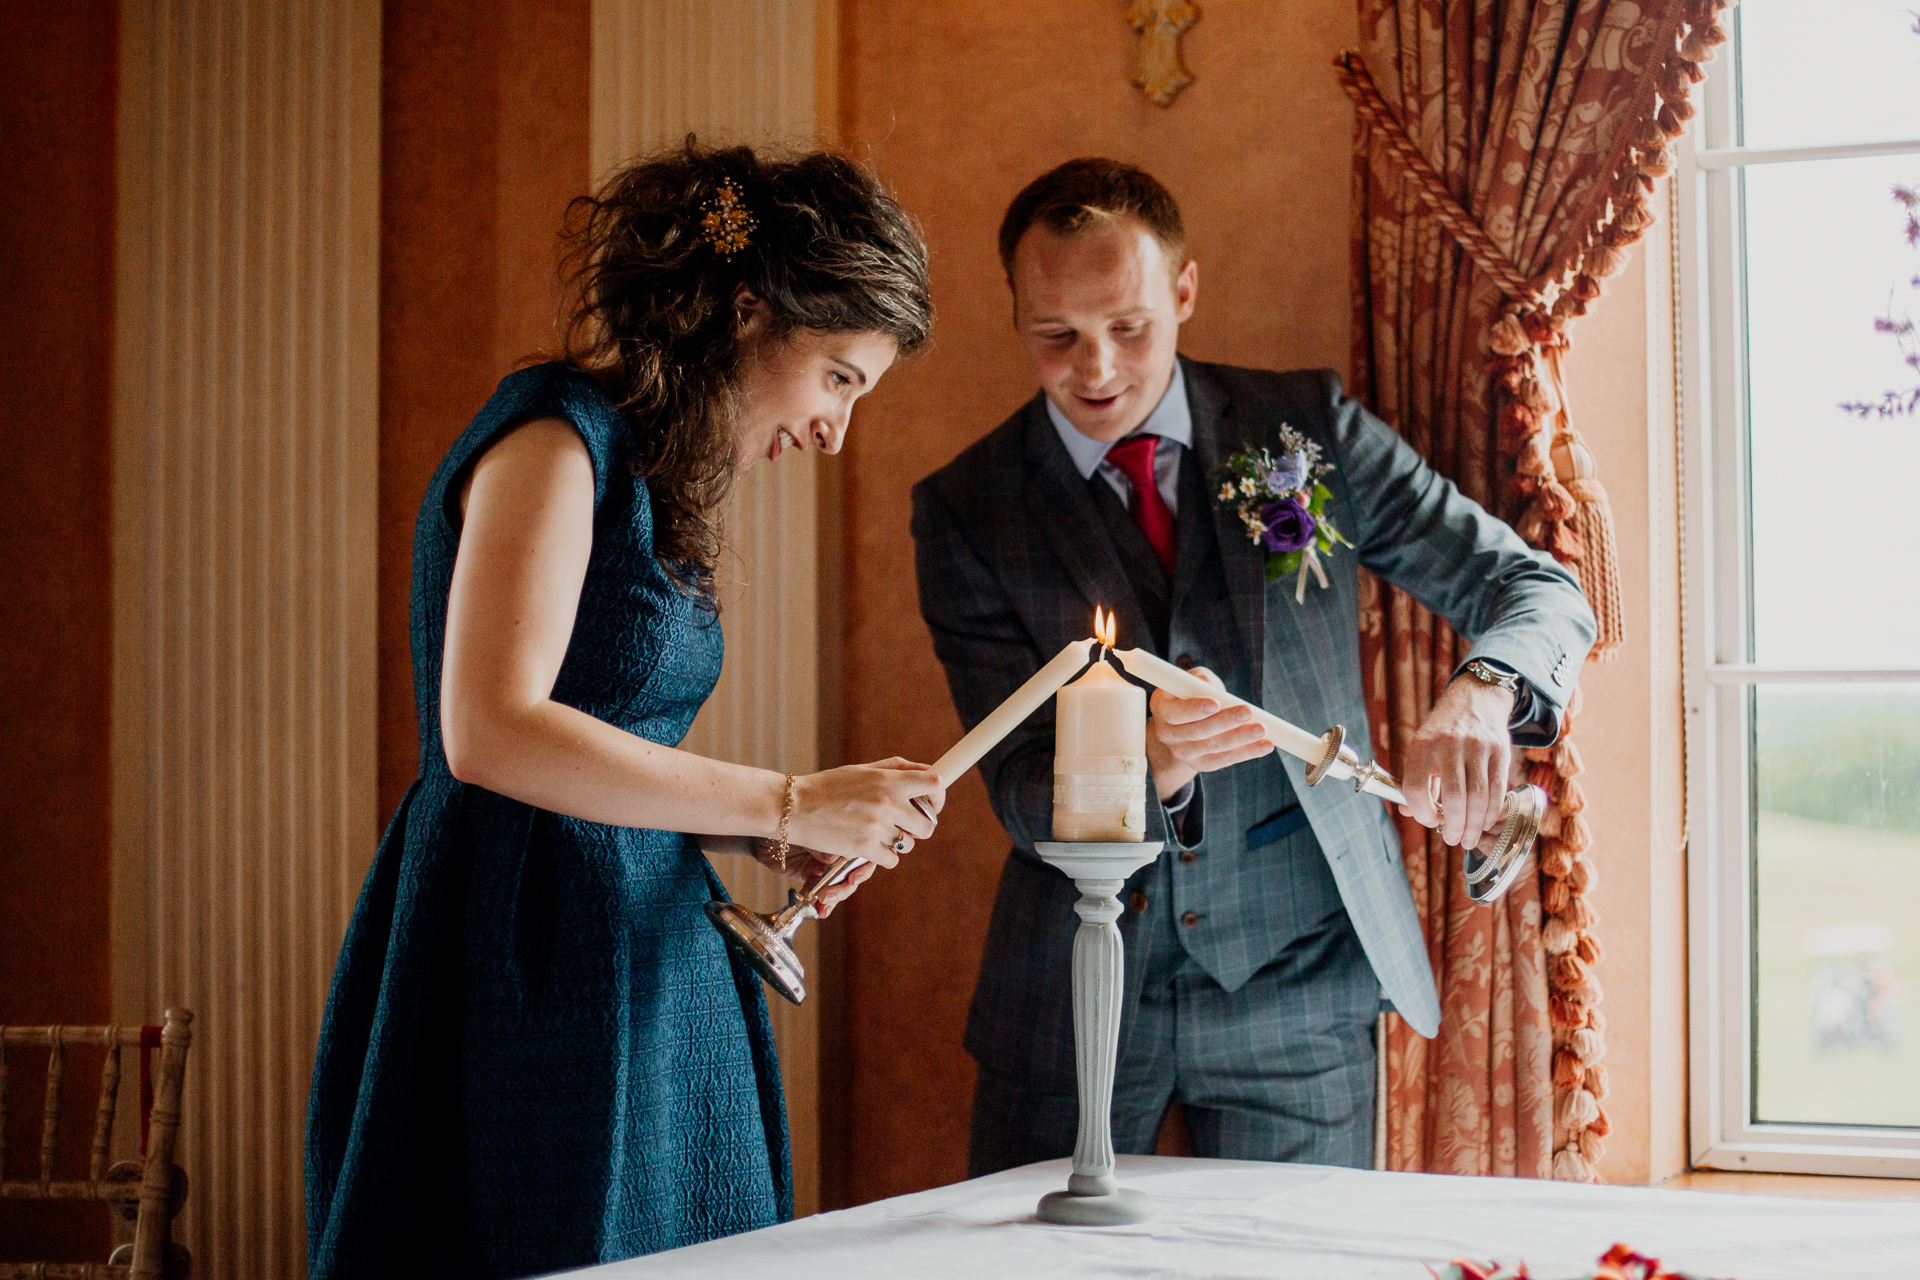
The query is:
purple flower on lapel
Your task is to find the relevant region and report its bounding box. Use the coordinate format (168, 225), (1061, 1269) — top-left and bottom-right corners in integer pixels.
(1259, 497), (1317, 553)
(1263, 451), (1310, 494)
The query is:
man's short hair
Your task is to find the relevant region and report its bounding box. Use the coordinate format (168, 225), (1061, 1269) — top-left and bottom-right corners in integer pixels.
(997, 158), (1187, 285)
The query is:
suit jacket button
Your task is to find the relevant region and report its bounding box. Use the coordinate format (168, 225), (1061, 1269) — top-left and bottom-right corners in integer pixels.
(1181, 910), (1199, 928)
(1129, 892), (1150, 914)
(1176, 654), (1196, 670)
(1178, 850), (1196, 865)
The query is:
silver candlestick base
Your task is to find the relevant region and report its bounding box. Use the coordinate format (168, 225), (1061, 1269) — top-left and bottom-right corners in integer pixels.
(705, 854), (867, 1005)
(1032, 840), (1163, 1227)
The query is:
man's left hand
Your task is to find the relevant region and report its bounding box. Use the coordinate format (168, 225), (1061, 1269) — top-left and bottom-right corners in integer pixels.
(1396, 676), (1516, 849)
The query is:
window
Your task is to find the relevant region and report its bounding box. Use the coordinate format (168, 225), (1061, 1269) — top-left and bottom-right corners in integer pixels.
(1684, 0), (1920, 1175)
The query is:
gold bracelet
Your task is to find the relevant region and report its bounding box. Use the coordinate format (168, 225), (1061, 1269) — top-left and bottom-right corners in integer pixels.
(775, 773), (796, 872)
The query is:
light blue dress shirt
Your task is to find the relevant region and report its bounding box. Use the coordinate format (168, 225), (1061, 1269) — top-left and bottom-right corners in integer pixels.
(1045, 362), (1192, 515)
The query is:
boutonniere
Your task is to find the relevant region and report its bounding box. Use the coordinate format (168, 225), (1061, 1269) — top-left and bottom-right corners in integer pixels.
(1213, 426), (1352, 603)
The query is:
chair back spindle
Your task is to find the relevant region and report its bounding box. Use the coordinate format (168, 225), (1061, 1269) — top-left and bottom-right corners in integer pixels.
(40, 1028), (64, 1188)
(129, 1012), (190, 1280)
(0, 1034), (9, 1182)
(88, 1039), (121, 1185)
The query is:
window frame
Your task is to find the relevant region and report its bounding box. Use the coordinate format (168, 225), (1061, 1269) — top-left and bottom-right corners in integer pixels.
(1681, 17), (1920, 1177)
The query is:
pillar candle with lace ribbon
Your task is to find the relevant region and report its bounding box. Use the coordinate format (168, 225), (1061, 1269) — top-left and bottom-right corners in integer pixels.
(1053, 611), (1148, 842)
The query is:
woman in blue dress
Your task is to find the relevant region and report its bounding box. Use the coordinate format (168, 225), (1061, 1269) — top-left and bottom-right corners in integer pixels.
(306, 143), (943, 1280)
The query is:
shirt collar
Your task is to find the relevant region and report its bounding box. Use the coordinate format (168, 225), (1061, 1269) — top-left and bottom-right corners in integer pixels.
(1045, 360), (1193, 481)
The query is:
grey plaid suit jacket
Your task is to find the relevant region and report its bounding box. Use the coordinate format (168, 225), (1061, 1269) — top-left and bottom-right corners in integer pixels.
(911, 359), (1594, 1076)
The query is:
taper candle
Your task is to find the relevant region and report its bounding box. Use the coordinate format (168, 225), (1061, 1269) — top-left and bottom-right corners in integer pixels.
(1110, 646), (1326, 763)
(930, 637), (1097, 788)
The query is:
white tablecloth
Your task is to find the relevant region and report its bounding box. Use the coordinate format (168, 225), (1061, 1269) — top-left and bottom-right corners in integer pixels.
(564, 1155), (1920, 1279)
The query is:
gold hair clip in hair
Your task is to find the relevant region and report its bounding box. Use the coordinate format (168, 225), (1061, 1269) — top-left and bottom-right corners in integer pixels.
(700, 179), (756, 256)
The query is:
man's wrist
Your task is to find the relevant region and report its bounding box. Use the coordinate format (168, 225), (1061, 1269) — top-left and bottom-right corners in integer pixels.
(1451, 657), (1536, 731)
(1145, 734), (1195, 800)
(1446, 668), (1516, 723)
(1162, 778), (1196, 814)
(1154, 763), (1197, 801)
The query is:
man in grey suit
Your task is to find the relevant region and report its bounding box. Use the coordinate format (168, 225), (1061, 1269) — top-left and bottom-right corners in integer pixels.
(911, 159), (1595, 1173)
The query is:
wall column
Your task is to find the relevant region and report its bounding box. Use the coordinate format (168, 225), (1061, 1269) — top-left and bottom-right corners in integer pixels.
(110, 3), (381, 1276)
(590, 0), (836, 1217)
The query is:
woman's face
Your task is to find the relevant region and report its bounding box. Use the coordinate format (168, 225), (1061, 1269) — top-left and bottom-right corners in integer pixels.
(732, 294), (899, 469)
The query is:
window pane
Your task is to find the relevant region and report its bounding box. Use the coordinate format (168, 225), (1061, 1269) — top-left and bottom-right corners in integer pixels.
(1753, 686), (1920, 1127)
(1739, 1), (1920, 150)
(1743, 155), (1920, 667)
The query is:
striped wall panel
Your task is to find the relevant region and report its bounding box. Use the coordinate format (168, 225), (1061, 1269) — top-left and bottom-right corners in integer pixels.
(109, 3), (381, 1277)
(589, 0), (832, 1217)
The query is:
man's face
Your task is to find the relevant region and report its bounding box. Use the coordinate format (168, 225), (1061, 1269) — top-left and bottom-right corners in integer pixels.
(1010, 216), (1198, 444)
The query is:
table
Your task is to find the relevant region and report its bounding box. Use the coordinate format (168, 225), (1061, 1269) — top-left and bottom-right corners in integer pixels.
(564, 1155), (1920, 1279)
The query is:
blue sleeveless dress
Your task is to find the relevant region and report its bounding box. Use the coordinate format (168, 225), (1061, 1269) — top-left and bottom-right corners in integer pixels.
(306, 363), (790, 1280)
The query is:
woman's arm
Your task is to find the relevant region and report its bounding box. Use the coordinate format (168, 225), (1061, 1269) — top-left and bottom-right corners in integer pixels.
(441, 417), (941, 863)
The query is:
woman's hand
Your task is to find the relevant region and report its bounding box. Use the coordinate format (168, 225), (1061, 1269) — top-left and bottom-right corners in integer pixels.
(786, 758), (944, 868)
(750, 841), (877, 918)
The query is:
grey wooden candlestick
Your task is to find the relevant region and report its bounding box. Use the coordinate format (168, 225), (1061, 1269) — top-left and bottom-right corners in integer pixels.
(1032, 840), (1163, 1227)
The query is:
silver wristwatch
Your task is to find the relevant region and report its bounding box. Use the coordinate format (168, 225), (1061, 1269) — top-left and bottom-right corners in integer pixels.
(1458, 658), (1522, 695)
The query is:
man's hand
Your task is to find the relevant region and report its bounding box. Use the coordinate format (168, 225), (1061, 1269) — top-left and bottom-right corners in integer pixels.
(1144, 666), (1274, 800)
(1396, 675), (1517, 849)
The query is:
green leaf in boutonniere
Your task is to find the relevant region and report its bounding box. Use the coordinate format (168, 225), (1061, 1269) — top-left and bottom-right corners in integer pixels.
(1266, 549), (1304, 583)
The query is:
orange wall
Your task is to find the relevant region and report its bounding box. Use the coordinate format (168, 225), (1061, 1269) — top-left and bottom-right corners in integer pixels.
(1560, 225), (1689, 1185)
(378, 0), (591, 819)
(0, 0), (118, 1260)
(833, 0), (1365, 1205)
(832, 0), (1678, 1200)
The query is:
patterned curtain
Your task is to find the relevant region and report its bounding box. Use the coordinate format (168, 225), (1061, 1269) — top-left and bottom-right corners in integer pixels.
(1342, 0), (1734, 1179)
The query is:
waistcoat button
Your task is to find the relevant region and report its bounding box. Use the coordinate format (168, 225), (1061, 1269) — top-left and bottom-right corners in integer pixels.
(1129, 892), (1149, 914)
(1181, 911), (1199, 928)
(1178, 850), (1196, 865)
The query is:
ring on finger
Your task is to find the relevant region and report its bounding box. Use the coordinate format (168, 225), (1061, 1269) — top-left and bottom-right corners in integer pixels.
(891, 830), (913, 855)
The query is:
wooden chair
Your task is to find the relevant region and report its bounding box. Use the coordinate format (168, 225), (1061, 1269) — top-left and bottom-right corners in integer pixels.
(0, 1010), (193, 1280)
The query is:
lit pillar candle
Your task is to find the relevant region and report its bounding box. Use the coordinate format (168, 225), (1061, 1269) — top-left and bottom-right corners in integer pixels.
(1053, 612), (1148, 842)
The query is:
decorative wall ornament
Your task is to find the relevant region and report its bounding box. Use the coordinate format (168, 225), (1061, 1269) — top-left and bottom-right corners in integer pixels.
(1126, 0), (1198, 107)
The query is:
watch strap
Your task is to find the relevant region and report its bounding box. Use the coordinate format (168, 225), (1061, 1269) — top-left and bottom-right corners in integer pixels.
(1460, 658), (1522, 694)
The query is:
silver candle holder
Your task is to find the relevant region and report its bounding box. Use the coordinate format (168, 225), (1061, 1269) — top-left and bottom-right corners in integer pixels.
(1031, 840), (1163, 1227)
(704, 854), (865, 1006)
(1306, 725), (1546, 904)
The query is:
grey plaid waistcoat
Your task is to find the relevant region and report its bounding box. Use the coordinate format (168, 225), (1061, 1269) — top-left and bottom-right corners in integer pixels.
(911, 359), (1595, 1063)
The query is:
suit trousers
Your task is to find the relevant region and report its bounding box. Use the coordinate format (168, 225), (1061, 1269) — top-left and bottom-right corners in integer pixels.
(967, 850), (1380, 1176)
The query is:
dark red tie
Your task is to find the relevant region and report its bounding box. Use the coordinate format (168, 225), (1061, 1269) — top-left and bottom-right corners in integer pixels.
(1104, 434), (1176, 575)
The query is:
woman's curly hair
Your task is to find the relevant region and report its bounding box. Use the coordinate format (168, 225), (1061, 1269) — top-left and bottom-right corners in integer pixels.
(560, 139), (932, 597)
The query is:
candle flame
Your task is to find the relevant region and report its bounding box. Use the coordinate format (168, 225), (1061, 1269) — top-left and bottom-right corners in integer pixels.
(1093, 606), (1116, 649)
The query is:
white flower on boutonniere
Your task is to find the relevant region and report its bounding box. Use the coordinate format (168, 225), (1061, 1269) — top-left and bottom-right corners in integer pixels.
(1212, 426), (1352, 603)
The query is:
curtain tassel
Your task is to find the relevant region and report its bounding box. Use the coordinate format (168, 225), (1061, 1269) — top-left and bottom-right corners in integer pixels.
(1555, 432), (1625, 661)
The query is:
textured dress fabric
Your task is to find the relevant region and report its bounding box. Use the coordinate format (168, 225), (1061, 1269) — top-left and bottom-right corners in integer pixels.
(306, 363), (791, 1280)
